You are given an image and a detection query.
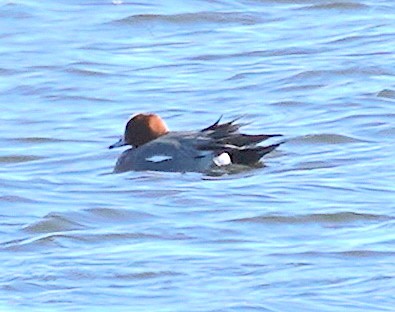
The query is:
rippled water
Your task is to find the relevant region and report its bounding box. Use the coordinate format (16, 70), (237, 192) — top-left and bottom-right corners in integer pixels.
(1, 0), (395, 311)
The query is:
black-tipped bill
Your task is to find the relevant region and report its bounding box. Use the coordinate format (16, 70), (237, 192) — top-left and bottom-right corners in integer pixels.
(109, 137), (126, 149)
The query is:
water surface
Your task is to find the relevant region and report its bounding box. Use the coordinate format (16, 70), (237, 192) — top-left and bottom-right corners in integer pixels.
(1, 0), (395, 311)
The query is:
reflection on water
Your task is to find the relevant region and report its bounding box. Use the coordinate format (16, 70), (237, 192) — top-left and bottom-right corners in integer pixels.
(1, 0), (395, 310)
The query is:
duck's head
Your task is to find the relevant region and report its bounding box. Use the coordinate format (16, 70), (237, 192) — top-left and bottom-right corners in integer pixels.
(109, 113), (169, 149)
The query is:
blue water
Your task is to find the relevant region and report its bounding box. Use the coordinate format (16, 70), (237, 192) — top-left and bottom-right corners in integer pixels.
(1, 0), (395, 311)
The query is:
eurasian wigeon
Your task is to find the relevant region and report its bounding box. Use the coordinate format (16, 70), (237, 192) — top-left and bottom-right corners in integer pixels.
(109, 113), (282, 173)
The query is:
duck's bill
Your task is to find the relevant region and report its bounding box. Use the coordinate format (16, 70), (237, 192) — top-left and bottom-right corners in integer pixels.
(109, 137), (126, 149)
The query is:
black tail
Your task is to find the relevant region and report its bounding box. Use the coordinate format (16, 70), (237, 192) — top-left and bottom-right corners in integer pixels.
(201, 116), (282, 146)
(198, 116), (283, 165)
(227, 143), (282, 165)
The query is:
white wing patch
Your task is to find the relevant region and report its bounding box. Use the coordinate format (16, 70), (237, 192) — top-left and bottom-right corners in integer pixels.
(145, 155), (173, 163)
(213, 152), (231, 166)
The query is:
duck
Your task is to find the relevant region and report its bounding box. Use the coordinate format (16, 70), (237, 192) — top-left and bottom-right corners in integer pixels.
(109, 113), (282, 173)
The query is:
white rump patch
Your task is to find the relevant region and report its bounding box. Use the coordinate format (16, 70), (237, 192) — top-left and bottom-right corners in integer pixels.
(213, 152), (231, 166)
(145, 155), (173, 163)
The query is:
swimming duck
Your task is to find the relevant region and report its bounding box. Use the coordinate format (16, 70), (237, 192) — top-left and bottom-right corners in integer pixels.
(109, 113), (281, 173)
